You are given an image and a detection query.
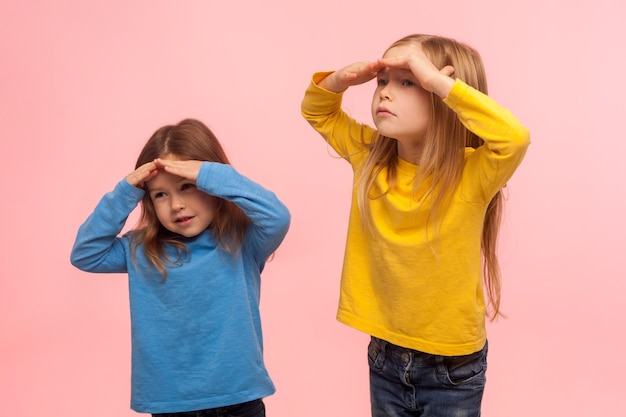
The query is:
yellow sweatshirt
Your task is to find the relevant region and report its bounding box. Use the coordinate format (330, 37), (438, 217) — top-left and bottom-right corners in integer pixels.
(301, 72), (530, 356)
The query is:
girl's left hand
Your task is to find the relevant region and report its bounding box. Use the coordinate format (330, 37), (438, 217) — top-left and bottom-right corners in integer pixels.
(378, 50), (455, 98)
(155, 158), (203, 182)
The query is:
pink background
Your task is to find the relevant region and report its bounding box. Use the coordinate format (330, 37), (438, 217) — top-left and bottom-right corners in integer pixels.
(1, 1), (624, 416)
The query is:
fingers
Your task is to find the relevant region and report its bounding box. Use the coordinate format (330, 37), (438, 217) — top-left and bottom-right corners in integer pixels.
(154, 158), (186, 174)
(126, 159), (201, 189)
(337, 61), (382, 89)
(155, 158), (202, 181)
(126, 161), (158, 188)
(354, 61), (383, 76)
(377, 55), (409, 69)
(440, 65), (455, 77)
(378, 53), (455, 92)
(154, 158), (174, 170)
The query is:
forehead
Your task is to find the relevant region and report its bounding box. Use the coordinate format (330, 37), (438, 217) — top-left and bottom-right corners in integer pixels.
(378, 66), (415, 78)
(146, 170), (183, 190)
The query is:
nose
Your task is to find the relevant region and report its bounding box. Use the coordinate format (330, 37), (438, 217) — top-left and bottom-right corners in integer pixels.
(379, 84), (391, 100)
(171, 196), (185, 211)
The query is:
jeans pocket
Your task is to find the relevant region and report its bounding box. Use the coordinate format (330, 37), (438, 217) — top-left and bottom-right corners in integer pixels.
(439, 344), (488, 387)
(225, 399), (265, 417)
(367, 337), (386, 373)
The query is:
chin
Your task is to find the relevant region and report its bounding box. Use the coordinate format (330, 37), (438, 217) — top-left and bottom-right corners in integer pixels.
(181, 231), (202, 238)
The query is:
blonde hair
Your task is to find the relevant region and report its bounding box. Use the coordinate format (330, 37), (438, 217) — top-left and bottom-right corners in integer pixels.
(357, 34), (504, 319)
(131, 119), (250, 280)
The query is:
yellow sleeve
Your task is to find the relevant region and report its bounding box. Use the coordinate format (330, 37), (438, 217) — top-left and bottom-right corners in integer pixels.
(301, 72), (377, 163)
(444, 79), (531, 201)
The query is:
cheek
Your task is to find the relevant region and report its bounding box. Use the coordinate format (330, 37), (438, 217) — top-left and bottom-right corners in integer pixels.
(418, 91), (432, 110)
(198, 195), (220, 216)
(152, 203), (169, 224)
(406, 94), (431, 119)
(207, 197), (220, 215)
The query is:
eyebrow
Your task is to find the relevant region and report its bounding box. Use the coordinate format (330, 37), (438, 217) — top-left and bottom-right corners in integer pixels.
(147, 188), (164, 197)
(145, 182), (166, 194)
(147, 177), (190, 194)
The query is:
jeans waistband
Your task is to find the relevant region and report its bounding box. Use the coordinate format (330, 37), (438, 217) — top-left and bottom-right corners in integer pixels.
(372, 336), (487, 365)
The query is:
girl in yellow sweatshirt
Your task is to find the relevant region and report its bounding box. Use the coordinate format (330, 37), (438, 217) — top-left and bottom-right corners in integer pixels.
(301, 34), (530, 417)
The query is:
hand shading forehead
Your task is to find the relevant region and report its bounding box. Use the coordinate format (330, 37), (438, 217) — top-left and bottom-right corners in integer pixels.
(159, 152), (183, 161)
(145, 170), (184, 191)
(377, 66), (417, 81)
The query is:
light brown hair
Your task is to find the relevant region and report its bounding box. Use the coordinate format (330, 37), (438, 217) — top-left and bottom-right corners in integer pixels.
(357, 34), (504, 319)
(131, 119), (249, 280)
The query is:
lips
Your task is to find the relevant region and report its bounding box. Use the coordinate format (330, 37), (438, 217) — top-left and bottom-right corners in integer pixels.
(376, 106), (394, 116)
(175, 216), (194, 224)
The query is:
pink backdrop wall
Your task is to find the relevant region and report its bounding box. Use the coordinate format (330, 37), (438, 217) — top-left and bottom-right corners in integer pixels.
(1, 1), (624, 416)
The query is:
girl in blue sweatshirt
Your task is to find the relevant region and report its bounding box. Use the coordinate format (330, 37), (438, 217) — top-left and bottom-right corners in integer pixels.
(71, 118), (290, 416)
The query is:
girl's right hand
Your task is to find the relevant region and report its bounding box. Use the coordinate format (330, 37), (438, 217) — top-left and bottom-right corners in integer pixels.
(319, 61), (383, 93)
(377, 50), (455, 98)
(126, 160), (159, 189)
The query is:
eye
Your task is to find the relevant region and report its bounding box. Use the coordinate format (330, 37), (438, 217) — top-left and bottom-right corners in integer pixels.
(152, 191), (166, 199)
(181, 183), (196, 191)
(377, 78), (388, 87)
(402, 79), (415, 86)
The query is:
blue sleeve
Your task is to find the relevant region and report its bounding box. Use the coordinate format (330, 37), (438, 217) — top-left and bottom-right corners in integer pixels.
(70, 179), (145, 273)
(196, 162), (291, 262)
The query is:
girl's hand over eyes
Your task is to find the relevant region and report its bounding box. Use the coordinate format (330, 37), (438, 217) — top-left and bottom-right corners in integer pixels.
(155, 158), (203, 182)
(126, 161), (159, 189)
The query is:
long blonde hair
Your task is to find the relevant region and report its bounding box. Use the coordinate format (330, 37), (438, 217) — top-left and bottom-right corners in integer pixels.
(131, 119), (250, 280)
(357, 34), (504, 319)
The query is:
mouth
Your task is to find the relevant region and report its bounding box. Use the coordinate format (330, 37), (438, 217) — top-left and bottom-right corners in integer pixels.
(376, 107), (395, 116)
(175, 216), (194, 225)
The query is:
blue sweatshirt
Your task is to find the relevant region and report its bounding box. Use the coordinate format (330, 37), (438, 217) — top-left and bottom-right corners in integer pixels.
(70, 162), (291, 413)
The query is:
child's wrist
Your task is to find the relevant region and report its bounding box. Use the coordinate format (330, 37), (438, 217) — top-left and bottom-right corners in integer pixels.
(319, 72), (344, 93)
(430, 74), (455, 99)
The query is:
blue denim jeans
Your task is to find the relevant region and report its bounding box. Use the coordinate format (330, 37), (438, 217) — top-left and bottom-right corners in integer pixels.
(152, 399), (265, 417)
(368, 337), (487, 417)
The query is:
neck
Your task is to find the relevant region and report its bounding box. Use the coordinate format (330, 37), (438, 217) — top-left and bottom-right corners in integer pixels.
(397, 141), (424, 165)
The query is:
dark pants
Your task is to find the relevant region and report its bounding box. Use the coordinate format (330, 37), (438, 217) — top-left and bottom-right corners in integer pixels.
(368, 337), (488, 417)
(152, 399), (265, 417)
